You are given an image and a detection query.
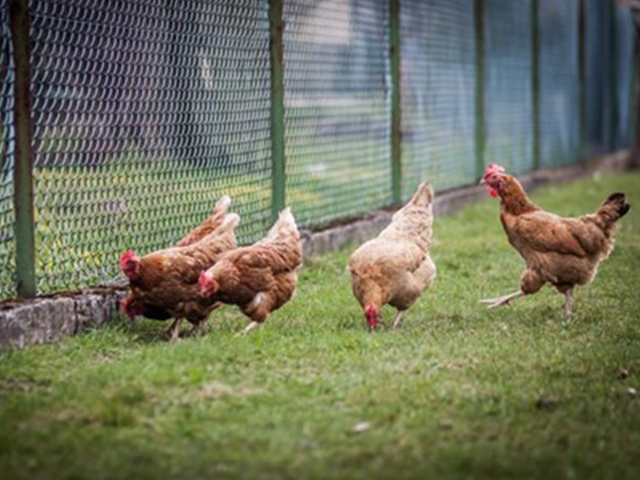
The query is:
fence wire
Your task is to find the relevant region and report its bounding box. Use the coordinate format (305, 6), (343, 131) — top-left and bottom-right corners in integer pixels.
(400, 0), (476, 198)
(483, 0), (534, 175)
(0, 2), (15, 300)
(585, 0), (614, 156)
(538, 0), (580, 167)
(614, 4), (635, 150)
(283, 0), (392, 228)
(29, 0), (273, 293)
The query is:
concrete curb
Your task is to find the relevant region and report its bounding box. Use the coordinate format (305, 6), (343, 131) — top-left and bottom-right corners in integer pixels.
(0, 149), (633, 350)
(0, 289), (125, 350)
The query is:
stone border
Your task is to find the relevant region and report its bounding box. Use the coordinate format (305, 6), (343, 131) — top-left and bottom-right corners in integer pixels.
(0, 150), (633, 350)
(0, 289), (126, 350)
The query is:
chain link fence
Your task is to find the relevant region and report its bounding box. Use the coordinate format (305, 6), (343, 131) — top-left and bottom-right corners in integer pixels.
(585, 0), (615, 156)
(284, 0), (392, 226)
(1, 2), (15, 300)
(614, 1), (636, 150)
(0, 0), (636, 300)
(400, 0), (476, 198)
(29, 0), (273, 293)
(484, 0), (535, 175)
(538, 0), (580, 167)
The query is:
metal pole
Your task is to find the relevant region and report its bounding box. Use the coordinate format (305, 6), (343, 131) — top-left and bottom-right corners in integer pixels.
(475, 0), (485, 179)
(632, 24), (640, 167)
(269, 0), (286, 221)
(390, 0), (402, 204)
(579, 0), (587, 161)
(610, 0), (618, 152)
(8, 0), (36, 298)
(532, 0), (540, 170)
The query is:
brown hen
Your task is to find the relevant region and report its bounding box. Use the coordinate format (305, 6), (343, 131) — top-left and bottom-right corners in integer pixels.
(199, 208), (302, 335)
(348, 183), (436, 331)
(480, 164), (630, 316)
(120, 196), (238, 340)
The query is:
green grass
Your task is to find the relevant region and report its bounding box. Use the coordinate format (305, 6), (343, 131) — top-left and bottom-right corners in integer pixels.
(1, 171), (639, 480)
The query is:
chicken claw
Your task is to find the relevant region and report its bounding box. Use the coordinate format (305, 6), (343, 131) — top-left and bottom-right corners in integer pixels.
(479, 290), (524, 309)
(235, 321), (261, 337)
(188, 321), (206, 337)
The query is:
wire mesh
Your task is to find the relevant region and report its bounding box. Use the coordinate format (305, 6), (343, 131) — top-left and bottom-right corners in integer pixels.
(0, 2), (15, 300)
(283, 0), (392, 228)
(538, 0), (580, 167)
(29, 0), (273, 294)
(400, 0), (476, 198)
(483, 0), (534, 175)
(585, 0), (614, 156)
(614, 3), (635, 150)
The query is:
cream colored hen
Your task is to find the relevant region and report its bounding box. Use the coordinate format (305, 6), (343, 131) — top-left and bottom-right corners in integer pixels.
(349, 183), (436, 331)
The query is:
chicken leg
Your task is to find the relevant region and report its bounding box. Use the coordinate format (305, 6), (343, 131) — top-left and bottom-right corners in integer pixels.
(166, 318), (182, 342)
(479, 290), (524, 309)
(392, 311), (405, 330)
(563, 288), (574, 317)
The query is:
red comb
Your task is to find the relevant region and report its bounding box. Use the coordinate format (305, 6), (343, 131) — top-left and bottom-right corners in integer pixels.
(483, 163), (505, 180)
(119, 250), (137, 269)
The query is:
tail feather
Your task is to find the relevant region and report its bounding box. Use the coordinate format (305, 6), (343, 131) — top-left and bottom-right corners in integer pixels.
(392, 182), (434, 224)
(215, 195), (231, 213)
(215, 213), (240, 234)
(407, 182), (433, 208)
(264, 208), (299, 241)
(598, 192), (630, 227)
(176, 195), (233, 247)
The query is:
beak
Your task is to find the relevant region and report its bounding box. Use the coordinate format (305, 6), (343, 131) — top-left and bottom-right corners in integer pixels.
(479, 178), (486, 185)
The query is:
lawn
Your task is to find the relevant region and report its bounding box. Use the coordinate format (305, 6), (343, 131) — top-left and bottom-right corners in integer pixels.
(1, 171), (639, 480)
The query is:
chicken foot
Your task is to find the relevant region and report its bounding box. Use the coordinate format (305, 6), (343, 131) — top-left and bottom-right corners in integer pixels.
(479, 290), (524, 309)
(188, 321), (205, 337)
(236, 321), (261, 337)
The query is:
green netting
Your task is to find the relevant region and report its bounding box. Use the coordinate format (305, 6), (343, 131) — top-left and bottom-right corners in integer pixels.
(614, 4), (635, 150)
(400, 0), (476, 198)
(0, 2), (15, 299)
(483, 0), (534, 175)
(585, 0), (614, 156)
(283, 0), (392, 228)
(30, 0), (273, 294)
(538, 0), (580, 167)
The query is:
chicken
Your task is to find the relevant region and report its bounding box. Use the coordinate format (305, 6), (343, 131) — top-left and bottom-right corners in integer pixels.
(198, 208), (302, 335)
(480, 163), (631, 316)
(348, 182), (436, 331)
(120, 196), (239, 340)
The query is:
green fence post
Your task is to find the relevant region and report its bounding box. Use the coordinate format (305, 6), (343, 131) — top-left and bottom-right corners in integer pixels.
(579, 0), (587, 160)
(632, 28), (639, 164)
(475, 0), (485, 179)
(390, 0), (402, 203)
(532, 0), (540, 170)
(609, 0), (618, 152)
(269, 0), (286, 222)
(8, 0), (36, 298)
